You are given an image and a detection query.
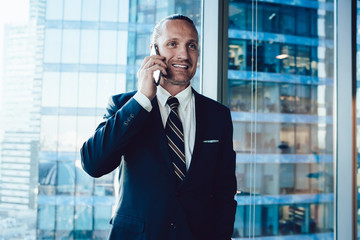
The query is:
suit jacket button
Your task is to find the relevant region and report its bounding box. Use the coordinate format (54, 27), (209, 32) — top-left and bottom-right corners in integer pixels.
(170, 222), (176, 229)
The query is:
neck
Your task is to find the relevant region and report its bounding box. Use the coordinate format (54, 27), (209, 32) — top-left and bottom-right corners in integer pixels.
(160, 81), (190, 96)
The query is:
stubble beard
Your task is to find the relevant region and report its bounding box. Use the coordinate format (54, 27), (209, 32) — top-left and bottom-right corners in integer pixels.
(163, 76), (192, 86)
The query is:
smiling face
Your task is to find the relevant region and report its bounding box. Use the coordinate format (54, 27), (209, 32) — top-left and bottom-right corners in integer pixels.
(156, 19), (199, 87)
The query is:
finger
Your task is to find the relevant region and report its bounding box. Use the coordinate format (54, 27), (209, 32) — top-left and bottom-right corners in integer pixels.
(143, 56), (166, 69)
(147, 64), (167, 76)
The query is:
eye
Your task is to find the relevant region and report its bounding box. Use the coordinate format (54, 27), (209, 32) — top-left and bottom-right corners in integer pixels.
(189, 43), (198, 50)
(168, 42), (176, 47)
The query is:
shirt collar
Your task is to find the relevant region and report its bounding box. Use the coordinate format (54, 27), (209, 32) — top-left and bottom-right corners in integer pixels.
(157, 85), (193, 111)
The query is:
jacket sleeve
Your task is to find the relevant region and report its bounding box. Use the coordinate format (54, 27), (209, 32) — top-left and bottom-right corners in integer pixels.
(213, 108), (237, 239)
(80, 94), (150, 178)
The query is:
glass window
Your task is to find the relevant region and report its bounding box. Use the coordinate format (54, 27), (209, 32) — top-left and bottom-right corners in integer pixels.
(57, 161), (75, 195)
(56, 205), (74, 230)
(229, 2), (247, 30)
(115, 73), (127, 94)
(94, 173), (115, 196)
(80, 30), (99, 64)
(279, 164), (295, 194)
(262, 164), (280, 195)
(58, 116), (77, 152)
(94, 206), (112, 230)
(296, 84), (311, 114)
(44, 29), (62, 63)
(60, 73), (78, 107)
(227, 2), (334, 237)
(63, 0), (82, 21)
(1, 1), (203, 239)
(100, 0), (118, 22)
(229, 81), (251, 112)
(39, 161), (56, 195)
(228, 40), (246, 71)
(42, 72), (60, 107)
(75, 205), (93, 230)
(117, 31), (128, 65)
(296, 46), (311, 76)
(280, 83), (296, 114)
(263, 42), (280, 73)
(118, 0), (130, 22)
(37, 205), (55, 230)
(262, 123), (280, 154)
(82, 0), (100, 21)
(46, 0), (63, 20)
(263, 82), (280, 113)
(296, 8), (310, 36)
(310, 9), (318, 38)
(279, 124), (295, 154)
(263, 4), (279, 33)
(280, 6), (295, 35)
(40, 116), (59, 152)
(137, 0), (156, 23)
(76, 165), (94, 195)
(76, 116), (98, 150)
(78, 73), (97, 108)
(62, 29), (80, 64)
(98, 30), (117, 64)
(97, 73), (116, 108)
(311, 47), (319, 77)
(280, 44), (296, 74)
(295, 124), (311, 154)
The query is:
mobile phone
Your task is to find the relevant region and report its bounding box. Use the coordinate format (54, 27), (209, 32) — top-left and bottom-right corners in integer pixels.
(151, 44), (162, 86)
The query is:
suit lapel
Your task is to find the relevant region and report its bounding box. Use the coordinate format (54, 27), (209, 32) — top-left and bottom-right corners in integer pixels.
(180, 90), (206, 186)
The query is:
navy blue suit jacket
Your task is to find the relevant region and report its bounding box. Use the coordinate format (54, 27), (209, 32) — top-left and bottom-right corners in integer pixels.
(81, 89), (237, 240)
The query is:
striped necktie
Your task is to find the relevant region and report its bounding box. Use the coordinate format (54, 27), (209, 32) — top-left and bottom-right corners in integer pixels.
(165, 96), (186, 184)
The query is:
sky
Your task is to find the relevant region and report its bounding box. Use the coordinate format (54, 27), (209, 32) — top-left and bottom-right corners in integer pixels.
(0, 1), (29, 111)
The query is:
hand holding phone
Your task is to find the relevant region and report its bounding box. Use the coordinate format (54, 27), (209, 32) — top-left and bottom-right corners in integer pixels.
(151, 44), (162, 86)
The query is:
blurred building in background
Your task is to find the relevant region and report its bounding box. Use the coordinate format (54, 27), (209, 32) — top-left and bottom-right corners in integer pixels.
(228, 0), (334, 238)
(0, 0), (337, 239)
(1, 0), (201, 239)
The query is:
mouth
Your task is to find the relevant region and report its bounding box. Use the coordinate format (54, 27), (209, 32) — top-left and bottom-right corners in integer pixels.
(172, 64), (189, 69)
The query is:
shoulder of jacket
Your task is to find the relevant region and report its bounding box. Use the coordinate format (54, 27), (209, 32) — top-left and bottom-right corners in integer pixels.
(192, 89), (230, 113)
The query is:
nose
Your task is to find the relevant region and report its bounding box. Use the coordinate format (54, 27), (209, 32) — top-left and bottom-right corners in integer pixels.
(176, 44), (189, 60)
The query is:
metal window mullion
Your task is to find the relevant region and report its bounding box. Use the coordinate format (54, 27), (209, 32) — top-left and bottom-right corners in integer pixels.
(335, 0), (357, 239)
(200, 0), (228, 101)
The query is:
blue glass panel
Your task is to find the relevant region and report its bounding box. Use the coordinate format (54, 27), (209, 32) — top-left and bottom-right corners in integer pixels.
(38, 205), (55, 230)
(64, 0), (81, 20)
(101, 0), (118, 22)
(94, 206), (112, 230)
(56, 205), (74, 230)
(82, 0), (100, 21)
(46, 0), (63, 20)
(75, 205), (93, 230)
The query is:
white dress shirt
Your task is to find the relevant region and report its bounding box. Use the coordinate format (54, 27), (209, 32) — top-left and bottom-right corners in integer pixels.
(133, 85), (196, 170)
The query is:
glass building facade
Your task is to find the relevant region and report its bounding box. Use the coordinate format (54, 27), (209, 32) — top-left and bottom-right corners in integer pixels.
(38, 0), (201, 239)
(2, 0), (359, 239)
(228, 0), (334, 239)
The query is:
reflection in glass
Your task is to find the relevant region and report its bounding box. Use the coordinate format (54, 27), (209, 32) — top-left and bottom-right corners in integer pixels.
(57, 205), (74, 230)
(1, 1), (202, 239)
(228, 0), (334, 238)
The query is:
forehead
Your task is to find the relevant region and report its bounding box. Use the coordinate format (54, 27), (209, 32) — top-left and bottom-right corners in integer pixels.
(158, 19), (198, 43)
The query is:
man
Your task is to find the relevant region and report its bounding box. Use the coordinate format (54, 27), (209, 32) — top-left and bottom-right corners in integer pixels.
(81, 14), (237, 240)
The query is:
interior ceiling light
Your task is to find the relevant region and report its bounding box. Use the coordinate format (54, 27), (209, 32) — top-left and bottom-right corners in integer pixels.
(276, 54), (289, 59)
(268, 13), (276, 20)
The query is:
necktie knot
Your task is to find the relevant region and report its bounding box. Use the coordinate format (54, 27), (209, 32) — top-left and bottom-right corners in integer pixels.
(167, 97), (179, 111)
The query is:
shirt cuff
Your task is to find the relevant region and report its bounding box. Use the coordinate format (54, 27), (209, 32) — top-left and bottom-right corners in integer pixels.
(133, 91), (153, 112)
